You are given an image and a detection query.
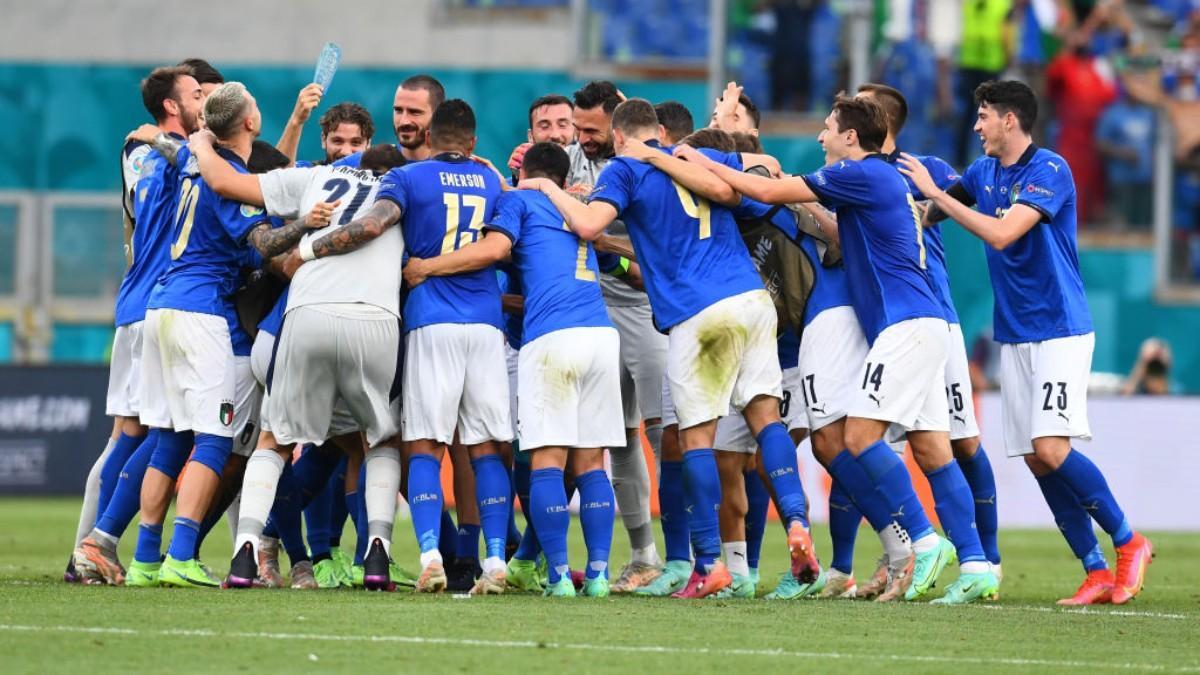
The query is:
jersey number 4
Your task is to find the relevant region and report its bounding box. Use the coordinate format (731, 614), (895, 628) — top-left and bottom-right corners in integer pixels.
(672, 180), (711, 239)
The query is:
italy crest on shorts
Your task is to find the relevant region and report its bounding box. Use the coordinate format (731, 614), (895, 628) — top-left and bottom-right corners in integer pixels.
(219, 401), (235, 427)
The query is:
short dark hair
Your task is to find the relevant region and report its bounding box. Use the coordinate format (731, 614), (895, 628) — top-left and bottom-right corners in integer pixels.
(611, 98), (659, 136)
(528, 94), (572, 128)
(573, 80), (622, 115)
(730, 131), (764, 154)
(429, 98), (476, 148)
(857, 83), (908, 136)
(248, 140), (290, 174)
(521, 142), (570, 187)
(401, 74), (446, 111)
(360, 144), (407, 175)
(738, 93), (761, 129)
(178, 58), (224, 85)
(974, 80), (1038, 134)
(680, 128), (736, 153)
(141, 66), (192, 123)
(831, 96), (887, 153)
(654, 101), (694, 144)
(320, 102), (375, 141)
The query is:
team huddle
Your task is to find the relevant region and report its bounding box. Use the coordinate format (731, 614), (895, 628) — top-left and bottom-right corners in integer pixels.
(65, 56), (1155, 605)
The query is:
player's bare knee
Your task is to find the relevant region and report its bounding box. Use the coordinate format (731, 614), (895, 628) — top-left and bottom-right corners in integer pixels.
(843, 417), (887, 454)
(569, 448), (605, 474)
(951, 435), (980, 461)
(741, 394), (781, 436)
(810, 425), (844, 465)
(660, 425), (684, 462)
(1030, 436), (1070, 470)
(120, 417), (148, 437)
(908, 431), (953, 471)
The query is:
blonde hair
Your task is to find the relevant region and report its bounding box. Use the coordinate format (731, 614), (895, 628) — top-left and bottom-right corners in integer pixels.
(203, 81), (250, 139)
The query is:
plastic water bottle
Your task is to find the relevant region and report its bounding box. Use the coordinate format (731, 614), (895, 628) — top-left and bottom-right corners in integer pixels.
(313, 42), (341, 91)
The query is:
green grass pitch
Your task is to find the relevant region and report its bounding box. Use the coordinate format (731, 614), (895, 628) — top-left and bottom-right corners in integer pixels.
(0, 497), (1197, 674)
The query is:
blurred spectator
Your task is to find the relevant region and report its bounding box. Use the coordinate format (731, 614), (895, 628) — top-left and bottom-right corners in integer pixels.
(969, 327), (1001, 392)
(1121, 338), (1178, 394)
(951, 0), (1014, 168)
(1095, 88), (1156, 227)
(1046, 29), (1119, 225)
(770, 0), (817, 112)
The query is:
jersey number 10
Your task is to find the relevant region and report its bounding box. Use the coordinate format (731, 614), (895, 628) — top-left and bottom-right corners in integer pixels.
(170, 177), (201, 260)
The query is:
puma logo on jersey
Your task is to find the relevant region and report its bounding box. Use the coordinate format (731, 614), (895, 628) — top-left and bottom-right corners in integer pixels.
(1047, 161), (1060, 172)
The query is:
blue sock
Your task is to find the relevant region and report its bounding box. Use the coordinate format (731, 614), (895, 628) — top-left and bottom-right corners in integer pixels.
(456, 523), (481, 560)
(827, 449), (893, 532)
(506, 464), (521, 546)
(1055, 449), (1132, 547)
(756, 423), (808, 527)
(304, 473), (335, 559)
(439, 510), (458, 562)
(576, 469), (615, 580)
(682, 449), (722, 572)
(512, 458), (541, 560)
(166, 517), (200, 562)
(133, 522), (163, 564)
(471, 454), (511, 562)
(529, 467), (570, 584)
(925, 461), (986, 564)
(828, 479), (861, 575)
(744, 471), (770, 571)
(97, 431), (146, 519)
(855, 440), (935, 541)
(1036, 472), (1108, 572)
(293, 444), (342, 499)
(957, 445), (1000, 564)
(329, 457), (349, 547)
(272, 463), (309, 564)
(408, 454), (444, 554)
(95, 429), (159, 538)
(659, 460), (691, 563)
(354, 463), (368, 565)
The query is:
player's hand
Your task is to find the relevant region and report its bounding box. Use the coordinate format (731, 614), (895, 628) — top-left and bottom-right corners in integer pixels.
(507, 142), (533, 171)
(672, 144), (712, 168)
(303, 200), (340, 229)
(517, 177), (553, 193)
(896, 153), (940, 198)
(127, 123), (159, 144)
(188, 128), (217, 151)
(403, 257), (430, 287)
(281, 247), (305, 278)
(291, 83), (324, 125)
(621, 138), (657, 162)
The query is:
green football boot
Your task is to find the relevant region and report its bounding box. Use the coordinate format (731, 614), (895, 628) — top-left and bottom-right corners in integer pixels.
(765, 568), (825, 600)
(505, 558), (544, 592)
(906, 537), (956, 601)
(390, 561), (417, 588)
(544, 575), (577, 598)
(330, 547), (353, 580)
(632, 559), (691, 597)
(580, 575), (610, 598)
(313, 559), (346, 588)
(159, 556), (220, 588)
(124, 560), (161, 588)
(351, 564), (365, 588)
(930, 570), (1000, 605)
(710, 573), (756, 599)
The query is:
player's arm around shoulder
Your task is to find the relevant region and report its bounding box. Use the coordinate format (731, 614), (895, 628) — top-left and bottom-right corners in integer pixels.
(189, 129), (265, 206)
(307, 198), (401, 260)
(519, 177), (616, 241)
(405, 229), (513, 288)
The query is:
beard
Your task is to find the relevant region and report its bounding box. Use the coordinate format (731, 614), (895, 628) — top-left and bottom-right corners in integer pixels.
(180, 108), (201, 136)
(581, 137), (614, 162)
(396, 125), (427, 150)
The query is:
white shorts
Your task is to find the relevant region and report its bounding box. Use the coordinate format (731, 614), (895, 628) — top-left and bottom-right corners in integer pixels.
(999, 333), (1094, 457)
(660, 373), (677, 427)
(517, 327), (625, 451)
(106, 321), (144, 418)
(945, 323), (981, 441)
(848, 317), (950, 436)
(402, 323), (513, 445)
(267, 305), (400, 448)
(796, 306), (870, 432)
(230, 356), (261, 457)
(667, 290), (781, 430)
(608, 303), (669, 426)
(506, 343), (520, 442)
(140, 309), (241, 438)
(712, 366), (803, 452)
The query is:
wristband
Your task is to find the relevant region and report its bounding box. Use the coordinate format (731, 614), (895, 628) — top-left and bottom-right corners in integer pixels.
(299, 236), (316, 262)
(609, 257), (631, 277)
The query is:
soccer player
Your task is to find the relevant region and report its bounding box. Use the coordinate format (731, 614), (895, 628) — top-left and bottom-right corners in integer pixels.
(858, 82), (1003, 578)
(524, 98), (818, 598)
(71, 65), (206, 585)
(277, 84), (374, 166)
(405, 142), (624, 597)
(899, 80), (1152, 605)
(710, 81), (761, 137)
(132, 82), (325, 587)
(178, 58), (224, 96)
(306, 100), (513, 593)
(506, 94), (576, 180)
(335, 74), (444, 168)
(654, 100), (695, 145)
(674, 96), (998, 604)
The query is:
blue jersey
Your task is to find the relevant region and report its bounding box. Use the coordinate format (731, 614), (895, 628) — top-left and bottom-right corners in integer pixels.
(886, 150), (962, 324)
(588, 142), (762, 330)
(497, 265), (524, 350)
(147, 147), (270, 322)
(487, 190), (612, 344)
(958, 145), (1093, 343)
(377, 153), (503, 332)
(802, 156), (941, 344)
(777, 327), (800, 370)
(115, 139), (184, 326)
(258, 286), (289, 338)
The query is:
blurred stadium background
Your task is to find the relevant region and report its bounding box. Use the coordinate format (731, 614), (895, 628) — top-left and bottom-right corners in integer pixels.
(0, 0), (1196, 529)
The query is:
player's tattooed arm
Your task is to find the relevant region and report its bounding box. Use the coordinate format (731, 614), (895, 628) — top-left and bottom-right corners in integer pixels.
(126, 124), (185, 166)
(308, 199), (401, 260)
(519, 177), (616, 241)
(248, 219), (312, 259)
(922, 181), (974, 226)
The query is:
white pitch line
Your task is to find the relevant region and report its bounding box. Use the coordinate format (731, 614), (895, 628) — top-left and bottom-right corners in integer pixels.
(1, 624), (1197, 673)
(976, 604), (1190, 621)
